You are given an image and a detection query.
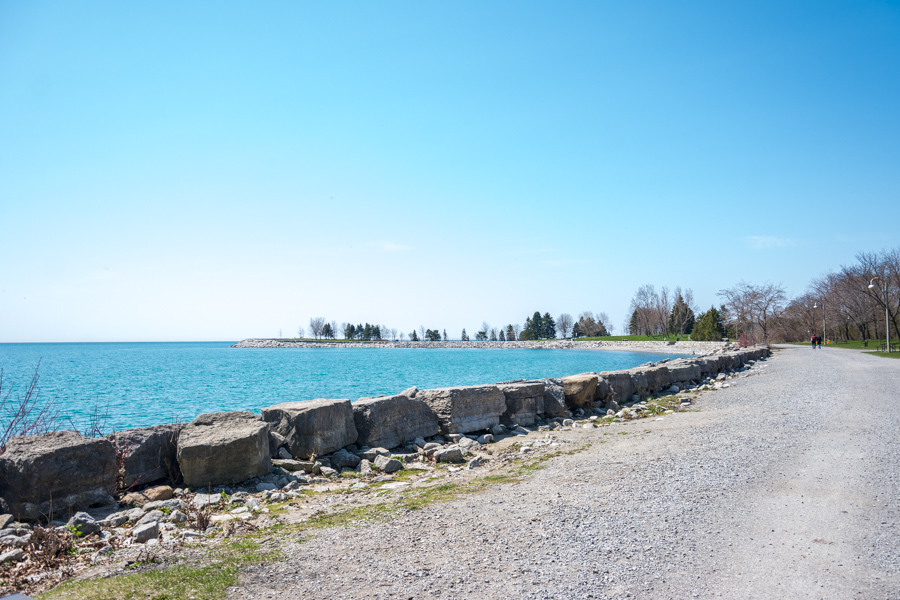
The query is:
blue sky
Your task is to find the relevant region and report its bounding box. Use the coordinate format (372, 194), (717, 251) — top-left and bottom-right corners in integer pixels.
(1, 1), (898, 342)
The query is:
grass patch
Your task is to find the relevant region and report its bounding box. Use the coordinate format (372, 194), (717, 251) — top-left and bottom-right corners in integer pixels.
(865, 351), (900, 359)
(40, 539), (281, 600)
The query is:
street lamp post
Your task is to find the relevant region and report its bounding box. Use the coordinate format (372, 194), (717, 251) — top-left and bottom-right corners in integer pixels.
(868, 277), (891, 353)
(813, 298), (826, 346)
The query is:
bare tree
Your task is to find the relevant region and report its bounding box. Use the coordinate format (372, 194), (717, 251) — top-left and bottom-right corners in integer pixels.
(296, 325), (305, 338)
(330, 321), (339, 339)
(399, 332), (406, 341)
(513, 323), (522, 340)
(597, 312), (613, 335)
(309, 317), (326, 339)
(718, 281), (787, 343)
(390, 328), (398, 341)
(628, 284), (658, 335)
(419, 326), (426, 342)
(481, 322), (490, 337)
(556, 313), (574, 339)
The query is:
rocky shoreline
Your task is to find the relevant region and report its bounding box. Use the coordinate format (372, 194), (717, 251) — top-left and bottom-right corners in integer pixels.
(0, 344), (769, 596)
(231, 338), (729, 354)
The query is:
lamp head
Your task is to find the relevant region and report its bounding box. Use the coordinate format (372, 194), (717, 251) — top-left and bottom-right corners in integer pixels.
(868, 284), (876, 289)
(813, 303), (818, 308)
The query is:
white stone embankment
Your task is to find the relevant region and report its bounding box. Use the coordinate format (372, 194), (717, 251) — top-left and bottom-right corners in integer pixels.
(231, 338), (730, 354)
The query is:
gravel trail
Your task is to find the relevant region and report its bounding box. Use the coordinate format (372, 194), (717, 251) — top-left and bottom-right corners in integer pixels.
(235, 346), (900, 599)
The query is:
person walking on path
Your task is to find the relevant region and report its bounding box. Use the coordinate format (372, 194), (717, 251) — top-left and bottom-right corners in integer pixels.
(811, 334), (817, 349)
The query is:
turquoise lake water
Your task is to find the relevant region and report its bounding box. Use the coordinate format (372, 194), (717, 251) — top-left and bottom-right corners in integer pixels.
(0, 342), (679, 432)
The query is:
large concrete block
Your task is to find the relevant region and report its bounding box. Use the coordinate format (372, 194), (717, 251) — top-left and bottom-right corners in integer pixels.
(353, 394), (439, 450)
(642, 366), (671, 391)
(497, 382), (545, 426)
(593, 376), (612, 403)
(417, 385), (506, 434)
(177, 412), (270, 488)
(667, 360), (701, 383)
(601, 371), (634, 404)
(114, 423), (183, 488)
(561, 373), (599, 409)
(262, 399), (357, 459)
(621, 369), (648, 397)
(538, 379), (567, 417)
(0, 431), (116, 520)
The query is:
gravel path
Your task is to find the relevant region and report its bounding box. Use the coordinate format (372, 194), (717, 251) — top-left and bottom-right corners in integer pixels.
(234, 346), (900, 599)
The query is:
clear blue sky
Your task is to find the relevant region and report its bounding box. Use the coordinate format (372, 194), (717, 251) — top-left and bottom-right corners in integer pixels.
(1, 1), (898, 342)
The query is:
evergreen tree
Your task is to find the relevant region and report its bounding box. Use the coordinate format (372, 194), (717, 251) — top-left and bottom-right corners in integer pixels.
(506, 324), (515, 341)
(490, 329), (498, 341)
(542, 312), (556, 339)
(691, 306), (725, 341)
(461, 328), (469, 341)
(443, 329), (448, 341)
(498, 329), (506, 341)
(410, 330), (419, 341)
(628, 310), (639, 335)
(668, 293), (696, 335)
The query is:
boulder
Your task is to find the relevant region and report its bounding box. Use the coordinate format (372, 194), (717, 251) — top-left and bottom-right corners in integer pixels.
(602, 371), (634, 404)
(177, 412), (271, 488)
(268, 431), (288, 457)
(0, 431), (116, 520)
(622, 369), (648, 397)
(353, 394), (439, 450)
(67, 512), (101, 536)
(417, 385), (506, 434)
(328, 448), (361, 469)
(538, 379), (567, 417)
(560, 373), (599, 409)
(642, 366), (671, 392)
(132, 520), (158, 543)
(497, 382), (545, 426)
(434, 447), (466, 463)
(667, 360), (701, 383)
(113, 423), (182, 488)
(373, 455), (404, 473)
(262, 399), (357, 459)
(593, 377), (612, 404)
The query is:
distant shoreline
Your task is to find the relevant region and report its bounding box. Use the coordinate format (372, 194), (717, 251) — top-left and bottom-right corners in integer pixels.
(231, 339), (731, 354)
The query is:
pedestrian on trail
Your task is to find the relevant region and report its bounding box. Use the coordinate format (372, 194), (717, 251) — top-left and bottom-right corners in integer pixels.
(817, 336), (822, 349)
(811, 334), (817, 350)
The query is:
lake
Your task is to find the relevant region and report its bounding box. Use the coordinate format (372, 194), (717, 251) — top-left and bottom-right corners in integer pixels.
(0, 342), (679, 432)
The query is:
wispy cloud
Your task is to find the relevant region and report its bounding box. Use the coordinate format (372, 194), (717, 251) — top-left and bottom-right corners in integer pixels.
(369, 241), (412, 253)
(743, 236), (798, 249)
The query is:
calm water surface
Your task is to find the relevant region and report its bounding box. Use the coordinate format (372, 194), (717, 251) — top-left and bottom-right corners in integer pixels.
(0, 342), (679, 431)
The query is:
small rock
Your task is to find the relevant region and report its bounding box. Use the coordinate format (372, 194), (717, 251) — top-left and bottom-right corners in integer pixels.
(0, 535), (28, 547)
(100, 512), (130, 528)
(351, 482), (369, 491)
(131, 521), (159, 543)
(466, 456), (486, 469)
(67, 512), (101, 536)
(0, 549), (25, 564)
(562, 419), (574, 427)
(192, 493), (222, 510)
(491, 424), (504, 436)
(458, 437), (480, 449)
(447, 434), (463, 443)
(144, 499), (184, 512)
(359, 447), (390, 461)
(374, 455), (404, 473)
(669, 385), (680, 393)
(135, 510), (165, 527)
(142, 485), (174, 502)
(319, 466), (338, 477)
(329, 448), (361, 468)
(270, 492), (287, 501)
(256, 482), (277, 492)
(359, 459), (373, 476)
(413, 437), (426, 448)
(168, 510), (188, 523)
(0, 515), (13, 530)
(434, 447), (465, 463)
(246, 498), (262, 511)
(477, 434), (494, 445)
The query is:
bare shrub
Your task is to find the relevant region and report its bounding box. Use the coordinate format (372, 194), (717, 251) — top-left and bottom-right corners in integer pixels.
(0, 359), (60, 455)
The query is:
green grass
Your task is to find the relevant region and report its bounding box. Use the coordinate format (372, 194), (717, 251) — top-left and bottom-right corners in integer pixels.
(573, 335), (703, 342)
(40, 539), (281, 600)
(865, 351), (900, 359)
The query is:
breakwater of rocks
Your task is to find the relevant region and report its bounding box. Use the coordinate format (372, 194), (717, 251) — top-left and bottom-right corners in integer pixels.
(232, 338), (729, 354)
(0, 345), (768, 535)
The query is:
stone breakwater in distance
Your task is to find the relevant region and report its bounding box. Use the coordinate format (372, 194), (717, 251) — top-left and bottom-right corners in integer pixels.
(0, 344), (767, 529)
(231, 338), (730, 354)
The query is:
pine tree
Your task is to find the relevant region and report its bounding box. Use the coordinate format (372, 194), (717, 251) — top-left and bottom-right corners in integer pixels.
(543, 312), (556, 339)
(498, 329), (506, 341)
(461, 328), (469, 341)
(410, 330), (419, 341)
(691, 306), (725, 341)
(506, 324), (515, 341)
